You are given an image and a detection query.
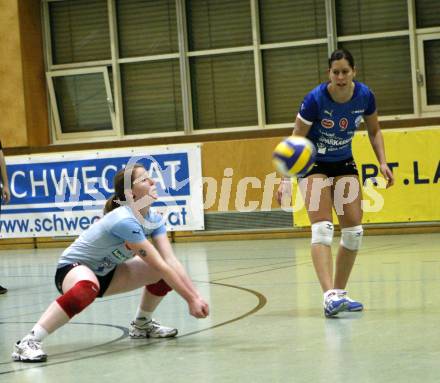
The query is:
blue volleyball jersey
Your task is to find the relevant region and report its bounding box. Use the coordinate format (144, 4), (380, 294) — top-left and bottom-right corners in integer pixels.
(58, 206), (167, 276)
(297, 81), (376, 162)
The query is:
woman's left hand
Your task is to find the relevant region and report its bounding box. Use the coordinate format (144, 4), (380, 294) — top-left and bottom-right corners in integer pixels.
(379, 163), (394, 188)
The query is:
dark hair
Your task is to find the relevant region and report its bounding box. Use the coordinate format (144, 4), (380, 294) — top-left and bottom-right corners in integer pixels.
(328, 48), (355, 69)
(103, 163), (145, 214)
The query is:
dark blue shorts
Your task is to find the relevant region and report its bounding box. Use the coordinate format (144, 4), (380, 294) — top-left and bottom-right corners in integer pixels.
(302, 157), (359, 178)
(55, 263), (116, 298)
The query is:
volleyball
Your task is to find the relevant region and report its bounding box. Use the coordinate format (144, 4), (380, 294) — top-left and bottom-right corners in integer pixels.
(272, 136), (316, 177)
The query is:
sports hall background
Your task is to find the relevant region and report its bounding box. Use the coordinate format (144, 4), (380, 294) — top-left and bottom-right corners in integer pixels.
(0, 0), (439, 249)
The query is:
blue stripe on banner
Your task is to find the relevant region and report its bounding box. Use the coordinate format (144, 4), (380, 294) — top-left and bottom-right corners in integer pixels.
(4, 200), (187, 214)
(6, 153), (191, 206)
(152, 200), (186, 207)
(3, 206), (102, 214)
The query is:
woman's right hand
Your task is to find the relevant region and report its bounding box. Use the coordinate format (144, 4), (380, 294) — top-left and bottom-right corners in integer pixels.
(189, 297), (210, 318)
(379, 163), (394, 188)
(276, 178), (292, 205)
(2, 185), (10, 204)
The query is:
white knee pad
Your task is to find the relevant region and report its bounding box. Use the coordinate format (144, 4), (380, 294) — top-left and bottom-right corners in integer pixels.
(311, 221), (334, 247)
(340, 225), (363, 251)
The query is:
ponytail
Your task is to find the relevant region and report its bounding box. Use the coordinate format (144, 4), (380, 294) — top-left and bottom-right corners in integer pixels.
(103, 194), (119, 215)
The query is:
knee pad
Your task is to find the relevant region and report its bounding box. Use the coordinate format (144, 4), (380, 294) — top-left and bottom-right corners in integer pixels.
(340, 225), (363, 251)
(146, 279), (172, 297)
(56, 280), (99, 318)
(311, 221), (334, 247)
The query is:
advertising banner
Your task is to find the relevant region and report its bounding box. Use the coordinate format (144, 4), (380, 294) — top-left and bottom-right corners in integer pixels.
(292, 127), (440, 226)
(0, 144), (204, 238)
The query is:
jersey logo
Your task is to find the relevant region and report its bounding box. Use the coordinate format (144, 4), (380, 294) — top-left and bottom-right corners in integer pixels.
(112, 249), (125, 261)
(351, 109), (365, 114)
(321, 119), (334, 129)
(339, 118), (348, 130)
(132, 229), (141, 234)
(324, 109), (333, 117)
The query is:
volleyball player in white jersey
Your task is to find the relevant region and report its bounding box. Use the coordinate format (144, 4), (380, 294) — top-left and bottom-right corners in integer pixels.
(13, 163), (209, 362)
(277, 49), (394, 317)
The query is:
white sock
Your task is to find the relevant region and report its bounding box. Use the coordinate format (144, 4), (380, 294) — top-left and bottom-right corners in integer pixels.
(29, 324), (49, 342)
(323, 289), (338, 301)
(134, 308), (153, 323)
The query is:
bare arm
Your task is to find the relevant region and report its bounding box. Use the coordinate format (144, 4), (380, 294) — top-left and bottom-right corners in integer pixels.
(292, 116), (313, 137)
(276, 117), (313, 205)
(127, 239), (209, 318)
(152, 234), (204, 299)
(364, 112), (394, 188)
(0, 150), (10, 203)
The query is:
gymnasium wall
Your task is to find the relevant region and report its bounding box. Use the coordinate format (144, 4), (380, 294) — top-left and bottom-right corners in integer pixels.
(0, 0), (48, 149)
(0, 1), (439, 248)
(0, 0), (28, 147)
(201, 137), (282, 212)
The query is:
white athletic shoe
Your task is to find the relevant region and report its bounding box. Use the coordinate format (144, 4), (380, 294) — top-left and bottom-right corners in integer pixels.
(338, 290), (364, 312)
(324, 291), (349, 317)
(12, 337), (47, 362)
(129, 319), (178, 339)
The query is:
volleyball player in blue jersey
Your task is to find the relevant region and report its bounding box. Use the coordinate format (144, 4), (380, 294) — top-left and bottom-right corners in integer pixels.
(12, 164), (209, 362)
(277, 48), (394, 317)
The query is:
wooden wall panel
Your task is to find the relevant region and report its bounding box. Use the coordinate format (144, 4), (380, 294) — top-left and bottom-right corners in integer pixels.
(18, 0), (49, 147)
(201, 136), (284, 212)
(0, 0), (28, 147)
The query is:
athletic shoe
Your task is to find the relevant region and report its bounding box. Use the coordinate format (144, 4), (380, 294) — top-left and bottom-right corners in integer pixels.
(129, 319), (178, 339)
(324, 292), (348, 317)
(338, 291), (364, 312)
(12, 337), (47, 362)
(0, 285), (7, 294)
